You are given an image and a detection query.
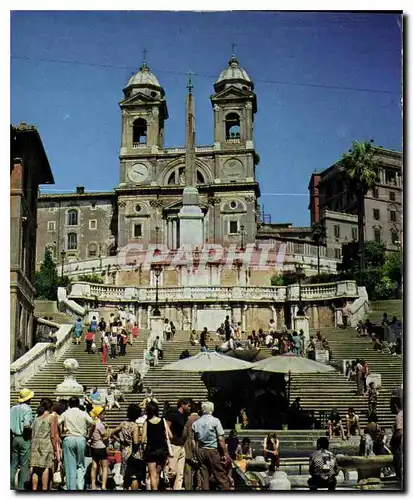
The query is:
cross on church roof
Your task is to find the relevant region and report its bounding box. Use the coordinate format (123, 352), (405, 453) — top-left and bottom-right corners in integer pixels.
(142, 48), (148, 67)
(231, 42), (237, 56)
(187, 72), (194, 94)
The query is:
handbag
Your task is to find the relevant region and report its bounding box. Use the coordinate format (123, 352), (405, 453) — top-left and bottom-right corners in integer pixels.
(163, 418), (174, 458)
(53, 462), (63, 485)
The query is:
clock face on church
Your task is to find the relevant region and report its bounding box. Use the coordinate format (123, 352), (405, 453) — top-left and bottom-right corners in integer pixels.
(128, 163), (149, 183)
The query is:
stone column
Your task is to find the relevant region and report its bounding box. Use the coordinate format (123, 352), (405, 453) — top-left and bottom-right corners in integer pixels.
(270, 305), (277, 330)
(10, 292), (18, 362)
(182, 306), (192, 331)
(191, 305), (197, 330)
(26, 311), (34, 349)
(233, 306), (242, 327)
(293, 316), (310, 344)
(242, 305), (248, 332)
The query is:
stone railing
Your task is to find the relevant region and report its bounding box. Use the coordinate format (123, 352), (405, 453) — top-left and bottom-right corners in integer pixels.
(348, 286), (369, 326)
(10, 323), (73, 390)
(68, 280), (359, 303)
(57, 287), (86, 320)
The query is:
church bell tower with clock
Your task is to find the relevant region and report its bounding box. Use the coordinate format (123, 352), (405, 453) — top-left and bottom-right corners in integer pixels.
(118, 53), (168, 187)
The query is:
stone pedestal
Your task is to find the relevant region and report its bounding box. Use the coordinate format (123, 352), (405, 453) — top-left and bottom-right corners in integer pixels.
(55, 358), (84, 399)
(293, 315), (310, 344)
(149, 316), (164, 344)
(178, 187), (204, 247)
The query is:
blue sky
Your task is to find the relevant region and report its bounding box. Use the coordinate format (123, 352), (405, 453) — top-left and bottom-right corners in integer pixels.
(11, 11), (402, 227)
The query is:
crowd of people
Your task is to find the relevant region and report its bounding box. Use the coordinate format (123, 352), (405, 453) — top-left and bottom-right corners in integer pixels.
(189, 316), (332, 361)
(11, 308), (403, 491)
(11, 391), (253, 491)
(356, 313), (403, 356)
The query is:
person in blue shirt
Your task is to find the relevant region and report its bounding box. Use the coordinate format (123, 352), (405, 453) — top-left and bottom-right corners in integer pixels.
(74, 318), (83, 345)
(90, 316), (98, 333)
(192, 401), (230, 490)
(10, 388), (35, 490)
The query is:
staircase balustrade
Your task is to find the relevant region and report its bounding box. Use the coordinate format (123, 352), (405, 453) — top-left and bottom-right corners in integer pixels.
(10, 324), (74, 389)
(68, 280), (359, 302)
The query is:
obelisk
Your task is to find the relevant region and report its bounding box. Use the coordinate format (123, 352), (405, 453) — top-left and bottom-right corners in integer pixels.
(178, 73), (204, 247)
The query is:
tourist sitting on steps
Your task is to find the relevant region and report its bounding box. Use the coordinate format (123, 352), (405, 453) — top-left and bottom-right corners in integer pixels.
(216, 323), (225, 341)
(345, 407), (361, 438)
(179, 349), (191, 360)
(145, 348), (156, 367)
(139, 388), (158, 409)
(105, 387), (121, 411)
(263, 432), (280, 474)
(234, 437), (253, 473)
(218, 336), (235, 353)
(327, 409), (345, 440)
(308, 437), (338, 491)
(367, 381), (378, 417)
(189, 330), (199, 346)
(106, 366), (115, 386)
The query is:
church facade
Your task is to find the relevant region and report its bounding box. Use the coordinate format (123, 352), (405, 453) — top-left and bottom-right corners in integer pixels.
(36, 55), (336, 287)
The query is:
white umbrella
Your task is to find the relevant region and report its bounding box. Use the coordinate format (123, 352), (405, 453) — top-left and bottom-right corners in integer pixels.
(161, 351), (254, 372)
(252, 353), (336, 374)
(252, 353), (336, 403)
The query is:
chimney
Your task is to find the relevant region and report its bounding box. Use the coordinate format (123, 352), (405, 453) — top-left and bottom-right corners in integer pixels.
(76, 186), (85, 194)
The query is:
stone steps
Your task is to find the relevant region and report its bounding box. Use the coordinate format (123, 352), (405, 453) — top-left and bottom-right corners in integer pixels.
(11, 321), (402, 434)
(34, 299), (73, 324)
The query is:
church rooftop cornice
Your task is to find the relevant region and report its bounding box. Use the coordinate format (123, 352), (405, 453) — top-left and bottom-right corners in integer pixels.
(39, 191), (115, 201)
(115, 181), (260, 197)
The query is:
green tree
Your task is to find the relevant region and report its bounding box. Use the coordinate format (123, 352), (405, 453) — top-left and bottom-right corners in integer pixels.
(340, 241), (386, 275)
(35, 249), (58, 300)
(337, 140), (381, 281)
(311, 222), (327, 277)
(77, 273), (104, 284)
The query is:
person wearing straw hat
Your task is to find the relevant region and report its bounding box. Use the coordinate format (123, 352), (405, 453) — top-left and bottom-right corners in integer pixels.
(89, 406), (109, 490)
(10, 388), (35, 490)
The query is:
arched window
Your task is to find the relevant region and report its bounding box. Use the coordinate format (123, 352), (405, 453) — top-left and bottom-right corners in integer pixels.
(67, 209), (78, 226)
(67, 233), (78, 250)
(133, 118), (147, 144)
(197, 170), (205, 184)
(225, 113), (240, 140)
(88, 243), (98, 258)
(167, 167), (205, 185)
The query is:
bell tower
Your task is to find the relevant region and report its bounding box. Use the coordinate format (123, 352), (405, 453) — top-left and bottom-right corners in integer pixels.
(210, 52), (257, 150)
(119, 53), (168, 185)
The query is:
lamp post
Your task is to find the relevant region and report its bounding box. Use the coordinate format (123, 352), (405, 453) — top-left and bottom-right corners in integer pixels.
(152, 264), (162, 317)
(60, 250), (66, 279)
(296, 263), (305, 316)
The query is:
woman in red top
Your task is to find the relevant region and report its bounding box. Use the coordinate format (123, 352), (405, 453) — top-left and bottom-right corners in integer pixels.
(132, 322), (140, 339)
(101, 336), (108, 365)
(85, 330), (95, 354)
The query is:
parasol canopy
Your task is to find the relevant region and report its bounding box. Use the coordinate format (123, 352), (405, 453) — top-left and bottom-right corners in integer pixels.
(225, 348), (271, 363)
(252, 353), (336, 374)
(161, 351), (254, 372)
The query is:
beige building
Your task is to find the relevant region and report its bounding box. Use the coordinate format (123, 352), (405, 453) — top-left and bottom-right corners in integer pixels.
(11, 123), (54, 361)
(309, 147), (403, 254)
